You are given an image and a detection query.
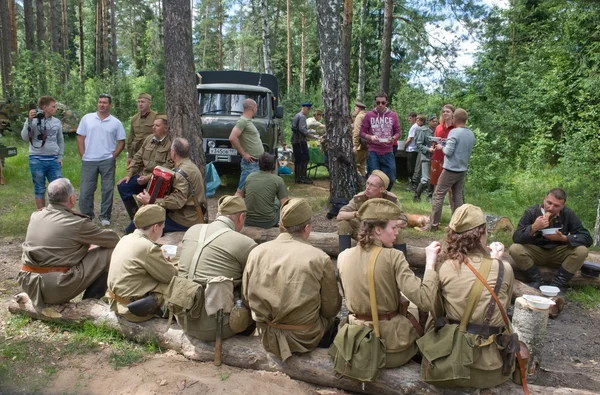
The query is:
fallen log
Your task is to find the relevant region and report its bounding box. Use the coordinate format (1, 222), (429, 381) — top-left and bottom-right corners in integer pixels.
(8, 294), (595, 395)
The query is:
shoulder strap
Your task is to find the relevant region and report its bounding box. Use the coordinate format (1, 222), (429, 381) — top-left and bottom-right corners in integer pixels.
(459, 256), (492, 333)
(484, 259), (504, 326)
(188, 225), (231, 280)
(368, 246), (383, 338)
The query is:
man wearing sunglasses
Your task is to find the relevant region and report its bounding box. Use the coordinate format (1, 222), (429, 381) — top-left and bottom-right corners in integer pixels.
(359, 92), (401, 191)
(77, 93), (126, 226)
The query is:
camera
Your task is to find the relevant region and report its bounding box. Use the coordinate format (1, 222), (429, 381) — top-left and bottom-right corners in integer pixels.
(35, 109), (45, 121)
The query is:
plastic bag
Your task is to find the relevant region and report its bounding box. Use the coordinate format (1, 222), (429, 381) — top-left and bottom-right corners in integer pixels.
(205, 162), (222, 198)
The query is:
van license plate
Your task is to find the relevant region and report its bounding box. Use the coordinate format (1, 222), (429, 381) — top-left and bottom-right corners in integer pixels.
(209, 148), (237, 155)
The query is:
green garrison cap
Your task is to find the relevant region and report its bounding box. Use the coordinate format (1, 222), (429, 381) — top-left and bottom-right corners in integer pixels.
(218, 195), (247, 215)
(358, 198), (402, 221)
(281, 198), (313, 227)
(134, 204), (166, 228)
(448, 204), (486, 233)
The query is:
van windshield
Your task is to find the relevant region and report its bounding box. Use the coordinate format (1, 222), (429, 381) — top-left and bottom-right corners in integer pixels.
(199, 92), (268, 117)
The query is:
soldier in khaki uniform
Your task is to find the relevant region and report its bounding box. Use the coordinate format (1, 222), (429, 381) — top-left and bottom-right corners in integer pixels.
(135, 137), (206, 234)
(336, 170), (407, 254)
(243, 198), (342, 362)
(352, 102), (368, 177)
(337, 198), (441, 367)
(128, 93), (157, 167)
(118, 114), (173, 220)
(423, 204), (514, 388)
(107, 205), (177, 322)
(177, 196), (257, 340)
(18, 178), (120, 307)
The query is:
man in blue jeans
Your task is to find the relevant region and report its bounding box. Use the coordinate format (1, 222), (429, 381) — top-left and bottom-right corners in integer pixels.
(359, 92), (401, 191)
(21, 96), (64, 209)
(77, 94), (126, 226)
(229, 99), (264, 196)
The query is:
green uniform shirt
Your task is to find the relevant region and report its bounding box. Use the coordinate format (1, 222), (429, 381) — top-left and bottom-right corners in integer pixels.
(235, 116), (264, 157)
(129, 110), (157, 158)
(242, 171), (288, 228)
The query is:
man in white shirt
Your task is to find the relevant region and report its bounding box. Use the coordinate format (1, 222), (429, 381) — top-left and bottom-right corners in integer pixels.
(77, 93), (126, 226)
(404, 112), (419, 190)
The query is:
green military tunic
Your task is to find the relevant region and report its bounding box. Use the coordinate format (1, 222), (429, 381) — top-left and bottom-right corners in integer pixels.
(127, 134), (174, 179)
(155, 157), (206, 227)
(18, 203), (120, 306)
(177, 217), (257, 340)
(337, 241), (438, 367)
(243, 233), (342, 361)
(338, 191), (407, 243)
(427, 254), (515, 388)
(353, 110), (368, 176)
(128, 110), (157, 159)
(107, 229), (177, 322)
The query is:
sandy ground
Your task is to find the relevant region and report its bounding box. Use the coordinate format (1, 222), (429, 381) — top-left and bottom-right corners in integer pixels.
(1, 181), (600, 393)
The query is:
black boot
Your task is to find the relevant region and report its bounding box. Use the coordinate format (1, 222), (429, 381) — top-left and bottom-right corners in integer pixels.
(426, 184), (434, 202)
(123, 198), (139, 220)
(302, 165), (313, 184)
(550, 267), (575, 290)
(414, 183), (426, 202)
(295, 163), (302, 183)
(523, 265), (543, 289)
(82, 272), (108, 299)
(339, 235), (352, 254)
(127, 294), (161, 317)
(394, 243), (408, 257)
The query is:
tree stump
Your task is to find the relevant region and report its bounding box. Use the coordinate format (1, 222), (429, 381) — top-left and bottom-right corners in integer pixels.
(512, 297), (549, 383)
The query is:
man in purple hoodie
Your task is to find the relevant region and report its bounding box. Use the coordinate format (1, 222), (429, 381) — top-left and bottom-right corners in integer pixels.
(360, 92), (401, 191)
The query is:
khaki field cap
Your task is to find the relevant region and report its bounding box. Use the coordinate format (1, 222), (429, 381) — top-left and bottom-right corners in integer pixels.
(448, 204), (486, 233)
(155, 113), (167, 121)
(134, 204), (166, 228)
(371, 170), (390, 189)
(281, 198), (313, 227)
(138, 93), (152, 101)
(358, 198), (402, 221)
(218, 195), (247, 215)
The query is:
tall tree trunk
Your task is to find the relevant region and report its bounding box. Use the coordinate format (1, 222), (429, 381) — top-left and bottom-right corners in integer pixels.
(218, 0), (223, 70)
(24, 0), (35, 52)
(260, 0), (272, 74)
(102, 0), (109, 72)
(272, 0), (281, 55)
(95, 0), (101, 75)
(8, 0), (18, 55)
(78, 0), (85, 81)
(316, 0), (359, 202)
(202, 5), (208, 69)
(380, 0), (393, 94)
(300, 10), (305, 93)
(49, 0), (60, 52)
(0, 0), (14, 97)
(286, 0), (291, 90)
(163, 0), (206, 177)
(594, 197), (600, 247)
(36, 0), (45, 52)
(342, 0), (352, 94)
(356, 0), (367, 102)
(61, 0), (68, 57)
(110, 0), (117, 73)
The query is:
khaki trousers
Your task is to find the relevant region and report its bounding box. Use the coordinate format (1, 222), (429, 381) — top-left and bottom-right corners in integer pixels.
(509, 243), (589, 274)
(338, 218), (404, 244)
(354, 149), (368, 177)
(430, 169), (466, 227)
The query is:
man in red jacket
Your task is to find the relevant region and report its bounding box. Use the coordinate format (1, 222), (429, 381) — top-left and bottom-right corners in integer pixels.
(360, 92), (401, 191)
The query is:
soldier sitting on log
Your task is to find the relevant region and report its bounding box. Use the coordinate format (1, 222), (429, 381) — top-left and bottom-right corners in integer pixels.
(509, 188), (592, 289)
(107, 204), (177, 322)
(336, 170), (407, 255)
(243, 198), (342, 361)
(18, 178), (120, 307)
(176, 195), (257, 340)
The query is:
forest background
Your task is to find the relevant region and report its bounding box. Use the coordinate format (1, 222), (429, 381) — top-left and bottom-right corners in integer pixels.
(0, 0), (599, 239)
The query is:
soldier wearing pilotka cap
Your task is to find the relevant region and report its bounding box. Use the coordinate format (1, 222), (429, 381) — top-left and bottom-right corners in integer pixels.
(337, 169), (408, 255)
(243, 198), (342, 361)
(107, 204), (177, 322)
(128, 92), (157, 166)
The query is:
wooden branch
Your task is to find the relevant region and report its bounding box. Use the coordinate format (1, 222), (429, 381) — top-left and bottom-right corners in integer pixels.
(8, 294), (595, 395)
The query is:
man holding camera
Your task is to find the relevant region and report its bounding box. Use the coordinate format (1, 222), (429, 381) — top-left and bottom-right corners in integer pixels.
(21, 96), (64, 209)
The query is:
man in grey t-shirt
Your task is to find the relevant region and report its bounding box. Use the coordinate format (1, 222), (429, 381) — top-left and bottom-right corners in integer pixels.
(425, 108), (475, 231)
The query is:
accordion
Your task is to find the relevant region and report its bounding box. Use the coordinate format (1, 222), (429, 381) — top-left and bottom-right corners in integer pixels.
(147, 166), (175, 203)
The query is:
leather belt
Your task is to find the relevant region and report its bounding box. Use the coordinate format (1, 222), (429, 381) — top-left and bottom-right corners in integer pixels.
(266, 320), (316, 331)
(449, 319), (504, 337)
(107, 290), (134, 306)
(21, 264), (70, 274)
(354, 311), (399, 321)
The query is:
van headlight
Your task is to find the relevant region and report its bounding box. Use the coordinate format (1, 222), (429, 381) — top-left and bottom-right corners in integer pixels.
(207, 140), (216, 148)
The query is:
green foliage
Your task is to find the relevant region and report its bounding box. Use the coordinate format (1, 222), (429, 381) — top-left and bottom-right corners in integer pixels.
(565, 286), (600, 310)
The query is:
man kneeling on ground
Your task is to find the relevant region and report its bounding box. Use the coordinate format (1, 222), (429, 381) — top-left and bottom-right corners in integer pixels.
(509, 188), (592, 289)
(336, 170), (407, 255)
(18, 178), (120, 306)
(243, 198), (342, 361)
(107, 204), (177, 322)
